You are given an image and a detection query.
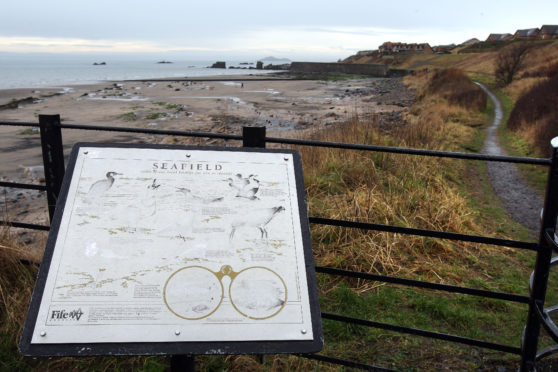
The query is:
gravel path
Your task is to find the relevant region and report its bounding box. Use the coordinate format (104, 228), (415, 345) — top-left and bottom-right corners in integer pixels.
(475, 82), (543, 233)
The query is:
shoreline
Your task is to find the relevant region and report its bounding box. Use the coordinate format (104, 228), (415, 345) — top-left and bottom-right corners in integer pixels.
(0, 72), (296, 107)
(0, 75), (414, 250)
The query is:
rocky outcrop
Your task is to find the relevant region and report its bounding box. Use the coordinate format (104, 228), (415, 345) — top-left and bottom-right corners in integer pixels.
(264, 63), (291, 70)
(210, 61), (226, 69)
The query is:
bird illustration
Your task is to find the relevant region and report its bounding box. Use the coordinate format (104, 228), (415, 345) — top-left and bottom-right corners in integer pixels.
(226, 173), (260, 200)
(229, 206), (285, 240)
(149, 178), (161, 190)
(87, 171), (122, 198)
(141, 178), (160, 217)
(176, 187), (224, 204)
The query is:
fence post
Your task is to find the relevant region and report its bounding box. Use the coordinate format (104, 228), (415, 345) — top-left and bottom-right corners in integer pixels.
(170, 355), (195, 372)
(39, 114), (65, 222)
(242, 126), (267, 148)
(520, 137), (558, 371)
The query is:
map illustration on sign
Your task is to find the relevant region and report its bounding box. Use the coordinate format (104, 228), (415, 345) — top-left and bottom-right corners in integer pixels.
(27, 145), (316, 345)
(164, 265), (287, 320)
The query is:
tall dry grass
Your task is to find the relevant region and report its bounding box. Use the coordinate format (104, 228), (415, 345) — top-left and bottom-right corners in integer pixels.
(296, 72), (491, 290)
(0, 69), (522, 370)
(0, 226), (38, 368)
(421, 69), (486, 111)
(507, 74), (558, 156)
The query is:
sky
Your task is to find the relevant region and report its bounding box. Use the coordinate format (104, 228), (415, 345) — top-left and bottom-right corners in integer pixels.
(1, 0), (557, 61)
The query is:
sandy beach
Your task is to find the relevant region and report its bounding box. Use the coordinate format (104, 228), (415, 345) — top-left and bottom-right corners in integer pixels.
(0, 74), (414, 256)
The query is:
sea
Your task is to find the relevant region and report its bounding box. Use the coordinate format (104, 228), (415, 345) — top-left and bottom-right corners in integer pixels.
(0, 55), (279, 90)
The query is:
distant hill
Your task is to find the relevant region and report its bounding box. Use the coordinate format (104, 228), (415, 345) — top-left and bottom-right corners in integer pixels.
(260, 56), (291, 62)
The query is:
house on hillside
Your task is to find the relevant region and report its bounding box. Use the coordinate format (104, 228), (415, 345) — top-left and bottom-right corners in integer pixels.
(461, 38), (480, 46)
(538, 25), (558, 39)
(513, 28), (540, 40)
(486, 33), (512, 42)
(432, 44), (456, 53)
(356, 50), (376, 57)
(379, 42), (433, 54)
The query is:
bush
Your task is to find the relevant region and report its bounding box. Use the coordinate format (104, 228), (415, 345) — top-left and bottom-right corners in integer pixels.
(423, 69), (486, 111)
(521, 61), (558, 78)
(508, 74), (558, 155)
(494, 42), (533, 86)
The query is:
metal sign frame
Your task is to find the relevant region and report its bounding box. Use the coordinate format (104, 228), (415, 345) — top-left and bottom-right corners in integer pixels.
(19, 142), (323, 356)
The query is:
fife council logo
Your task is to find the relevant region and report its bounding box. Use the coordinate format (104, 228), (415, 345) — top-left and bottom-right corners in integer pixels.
(50, 308), (85, 321)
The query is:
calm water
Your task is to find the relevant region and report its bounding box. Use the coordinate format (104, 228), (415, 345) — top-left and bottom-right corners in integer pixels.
(0, 56), (276, 89)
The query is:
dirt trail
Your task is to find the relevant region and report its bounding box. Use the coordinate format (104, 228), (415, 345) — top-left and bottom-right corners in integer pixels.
(475, 82), (543, 233)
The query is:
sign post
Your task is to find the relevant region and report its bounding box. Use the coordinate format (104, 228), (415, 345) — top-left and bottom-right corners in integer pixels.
(20, 143), (322, 359)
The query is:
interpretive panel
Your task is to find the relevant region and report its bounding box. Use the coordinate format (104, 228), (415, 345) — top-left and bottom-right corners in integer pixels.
(20, 143), (322, 356)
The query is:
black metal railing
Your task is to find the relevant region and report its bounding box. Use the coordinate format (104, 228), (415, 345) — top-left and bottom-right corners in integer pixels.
(1, 114), (556, 371)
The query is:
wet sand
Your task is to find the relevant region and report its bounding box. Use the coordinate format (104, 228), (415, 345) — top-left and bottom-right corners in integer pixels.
(0, 74), (414, 256)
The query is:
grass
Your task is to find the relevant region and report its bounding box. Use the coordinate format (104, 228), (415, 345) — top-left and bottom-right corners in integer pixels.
(290, 70), (544, 370)
(1, 69), (553, 371)
(153, 101), (182, 110)
(494, 83), (550, 195)
(507, 75), (558, 157)
(145, 112), (167, 120)
(487, 42), (558, 195)
(16, 128), (39, 135)
(119, 112), (137, 121)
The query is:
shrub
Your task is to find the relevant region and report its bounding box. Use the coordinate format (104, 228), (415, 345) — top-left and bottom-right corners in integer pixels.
(423, 69), (486, 111)
(494, 42), (533, 86)
(508, 74), (558, 155)
(521, 61), (558, 78)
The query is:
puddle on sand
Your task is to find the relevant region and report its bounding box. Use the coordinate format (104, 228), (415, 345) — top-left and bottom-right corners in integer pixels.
(170, 96), (247, 105)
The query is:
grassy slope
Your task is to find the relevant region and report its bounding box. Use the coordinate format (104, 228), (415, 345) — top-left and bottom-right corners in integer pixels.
(2, 48), (557, 370)
(300, 73), (537, 370)
(394, 42), (558, 194)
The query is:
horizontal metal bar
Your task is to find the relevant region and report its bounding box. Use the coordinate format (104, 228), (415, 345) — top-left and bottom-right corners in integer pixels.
(0, 121), (551, 165)
(309, 216), (538, 251)
(126, 78), (296, 83)
(59, 123), (243, 141)
(0, 181), (47, 191)
(0, 220), (50, 231)
(300, 353), (396, 372)
(0, 121), (39, 127)
(322, 312), (522, 355)
(316, 266), (530, 303)
(266, 136), (551, 165)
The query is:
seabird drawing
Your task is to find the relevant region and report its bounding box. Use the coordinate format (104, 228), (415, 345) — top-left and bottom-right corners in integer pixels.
(141, 178), (160, 217)
(149, 178), (161, 190)
(176, 187), (224, 204)
(87, 171), (122, 198)
(229, 205), (285, 240)
(226, 173), (260, 200)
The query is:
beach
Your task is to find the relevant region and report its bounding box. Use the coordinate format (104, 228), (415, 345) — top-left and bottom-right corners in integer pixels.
(0, 74), (414, 256)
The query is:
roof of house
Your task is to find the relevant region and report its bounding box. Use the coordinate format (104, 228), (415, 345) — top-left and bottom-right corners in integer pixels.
(487, 33), (511, 41)
(541, 25), (558, 35)
(461, 38), (480, 45)
(515, 28), (539, 37)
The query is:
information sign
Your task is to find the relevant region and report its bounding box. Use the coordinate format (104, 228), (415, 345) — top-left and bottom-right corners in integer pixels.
(20, 143), (322, 356)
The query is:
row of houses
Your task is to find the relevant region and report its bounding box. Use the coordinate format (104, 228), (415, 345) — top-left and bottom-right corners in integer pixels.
(486, 25), (558, 42)
(378, 42), (433, 54)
